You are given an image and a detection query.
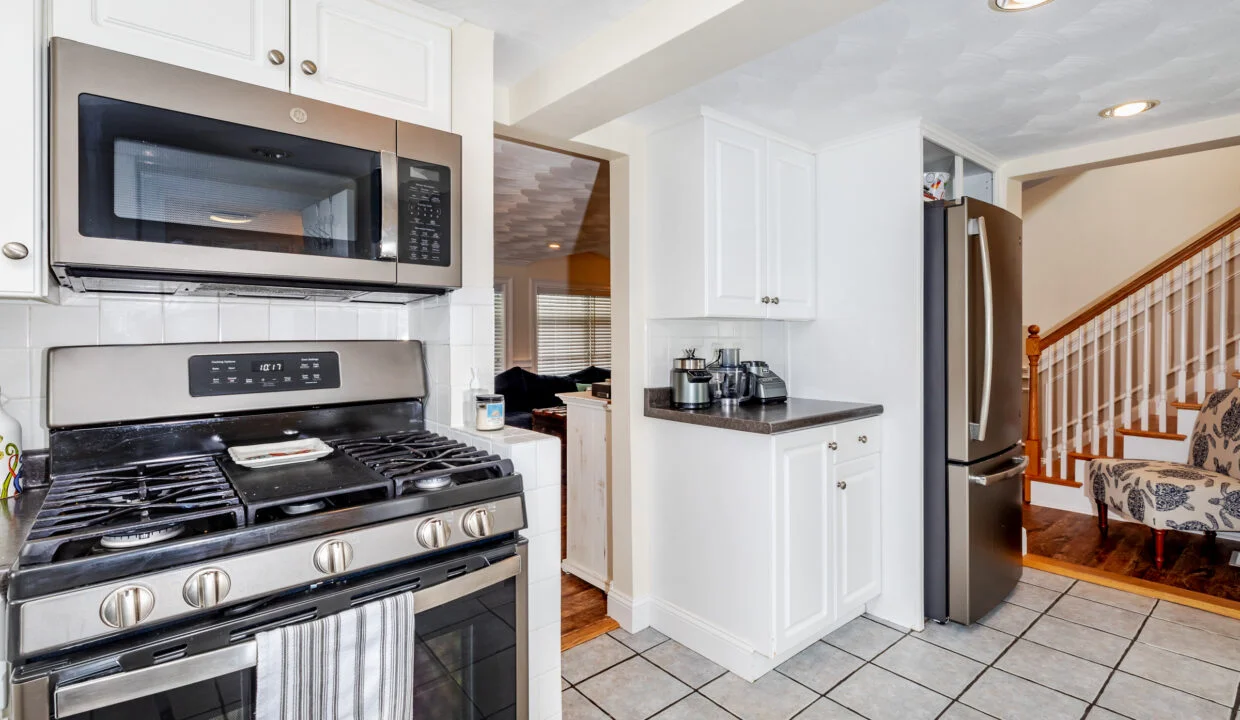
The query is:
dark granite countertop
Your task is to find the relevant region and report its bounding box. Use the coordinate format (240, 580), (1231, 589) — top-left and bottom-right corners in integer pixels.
(644, 388), (882, 434)
(0, 452), (48, 590)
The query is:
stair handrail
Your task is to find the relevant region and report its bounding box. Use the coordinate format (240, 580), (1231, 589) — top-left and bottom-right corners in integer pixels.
(1040, 208), (1240, 349)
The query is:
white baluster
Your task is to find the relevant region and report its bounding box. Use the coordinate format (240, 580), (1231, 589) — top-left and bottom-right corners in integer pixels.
(1108, 305), (1117, 455)
(1143, 285), (1152, 431)
(1199, 249), (1208, 396)
(1045, 345), (1054, 473)
(1159, 274), (1170, 433)
(1074, 328), (1084, 453)
(1091, 316), (1101, 452)
(1060, 340), (1069, 468)
(1220, 237), (1229, 389)
(1125, 295), (1134, 428)
(1178, 262), (1188, 402)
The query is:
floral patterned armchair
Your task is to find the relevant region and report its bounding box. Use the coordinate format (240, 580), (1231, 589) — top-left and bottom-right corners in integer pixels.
(1086, 388), (1240, 569)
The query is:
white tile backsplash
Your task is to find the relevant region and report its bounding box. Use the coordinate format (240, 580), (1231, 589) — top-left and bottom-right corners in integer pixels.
(646, 318), (790, 388)
(1, 295), (416, 448)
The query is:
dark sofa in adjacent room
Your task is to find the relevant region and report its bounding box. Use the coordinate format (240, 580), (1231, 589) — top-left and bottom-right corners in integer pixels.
(494, 366), (611, 429)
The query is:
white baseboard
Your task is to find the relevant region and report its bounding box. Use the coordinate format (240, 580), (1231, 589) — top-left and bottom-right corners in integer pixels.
(647, 598), (863, 682)
(1031, 474), (1095, 516)
(607, 590), (651, 633)
(561, 561), (610, 593)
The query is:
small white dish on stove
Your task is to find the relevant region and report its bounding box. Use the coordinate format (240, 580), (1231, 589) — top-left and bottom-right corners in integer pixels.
(228, 438), (333, 469)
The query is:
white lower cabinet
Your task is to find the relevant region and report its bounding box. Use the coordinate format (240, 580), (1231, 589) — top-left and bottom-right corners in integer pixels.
(649, 416), (882, 680)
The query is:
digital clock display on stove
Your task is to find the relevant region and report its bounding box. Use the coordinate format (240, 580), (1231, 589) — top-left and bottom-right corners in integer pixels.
(188, 352), (341, 396)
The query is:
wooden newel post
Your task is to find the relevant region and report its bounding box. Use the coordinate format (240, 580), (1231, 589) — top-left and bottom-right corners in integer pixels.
(1024, 325), (1042, 504)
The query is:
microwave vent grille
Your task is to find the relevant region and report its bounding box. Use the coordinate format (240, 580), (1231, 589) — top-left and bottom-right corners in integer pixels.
(188, 283), (358, 301)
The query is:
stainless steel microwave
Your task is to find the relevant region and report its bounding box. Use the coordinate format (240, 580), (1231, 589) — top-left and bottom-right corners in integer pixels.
(50, 39), (462, 303)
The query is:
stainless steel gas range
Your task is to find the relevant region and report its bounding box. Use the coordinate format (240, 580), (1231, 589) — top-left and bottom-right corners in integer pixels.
(8, 341), (526, 719)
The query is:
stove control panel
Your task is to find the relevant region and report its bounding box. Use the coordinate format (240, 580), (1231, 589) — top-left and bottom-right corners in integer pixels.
(188, 352), (342, 397)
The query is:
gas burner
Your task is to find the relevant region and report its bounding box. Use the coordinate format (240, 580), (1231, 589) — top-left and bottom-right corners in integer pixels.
(99, 524), (186, 549)
(414, 475), (452, 491)
(280, 500), (328, 516)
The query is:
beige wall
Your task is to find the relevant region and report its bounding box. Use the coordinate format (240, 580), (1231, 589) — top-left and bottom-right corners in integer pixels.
(495, 251), (611, 370)
(1023, 145), (1240, 330)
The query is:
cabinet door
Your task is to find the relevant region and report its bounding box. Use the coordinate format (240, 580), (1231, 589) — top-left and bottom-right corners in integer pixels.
(0, 0), (45, 298)
(291, 0), (451, 130)
(51, 0), (289, 90)
(834, 454), (881, 615)
(773, 435), (833, 654)
(704, 120), (767, 318)
(766, 142), (816, 320)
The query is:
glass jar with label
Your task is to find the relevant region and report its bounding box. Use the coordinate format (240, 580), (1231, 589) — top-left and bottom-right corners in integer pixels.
(475, 394), (505, 431)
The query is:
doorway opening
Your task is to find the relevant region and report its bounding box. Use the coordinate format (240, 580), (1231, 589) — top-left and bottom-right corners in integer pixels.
(491, 137), (618, 648)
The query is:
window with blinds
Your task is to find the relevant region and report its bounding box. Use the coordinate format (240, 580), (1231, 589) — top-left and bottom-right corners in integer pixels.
(536, 291), (611, 375)
(494, 285), (507, 370)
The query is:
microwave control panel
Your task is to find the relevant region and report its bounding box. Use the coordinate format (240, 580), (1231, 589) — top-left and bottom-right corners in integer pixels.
(398, 157), (452, 267)
(188, 352), (342, 396)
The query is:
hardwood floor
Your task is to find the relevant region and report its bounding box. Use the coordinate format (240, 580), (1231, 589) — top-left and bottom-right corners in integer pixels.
(1024, 504), (1240, 603)
(559, 466), (615, 651)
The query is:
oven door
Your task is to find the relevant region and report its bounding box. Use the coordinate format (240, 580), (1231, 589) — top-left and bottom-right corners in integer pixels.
(12, 547), (527, 720)
(51, 38), (402, 288)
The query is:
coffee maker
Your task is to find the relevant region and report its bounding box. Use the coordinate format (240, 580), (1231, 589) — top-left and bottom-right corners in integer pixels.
(670, 349), (713, 409)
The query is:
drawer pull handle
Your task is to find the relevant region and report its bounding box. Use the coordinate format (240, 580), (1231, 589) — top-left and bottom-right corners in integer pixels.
(858, 435), (868, 444)
(828, 442), (838, 451)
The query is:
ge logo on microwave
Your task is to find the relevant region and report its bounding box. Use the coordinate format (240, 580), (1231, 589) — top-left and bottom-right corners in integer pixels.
(289, 107), (309, 124)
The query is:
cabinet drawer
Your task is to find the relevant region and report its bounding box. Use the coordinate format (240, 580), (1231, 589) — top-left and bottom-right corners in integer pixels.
(834, 418), (881, 462)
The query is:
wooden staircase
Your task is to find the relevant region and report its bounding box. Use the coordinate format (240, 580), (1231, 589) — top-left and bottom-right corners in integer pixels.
(1024, 210), (1240, 503)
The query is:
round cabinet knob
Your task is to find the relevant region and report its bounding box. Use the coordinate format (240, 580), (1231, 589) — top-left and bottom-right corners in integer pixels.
(2, 243), (29, 260)
(761, 296), (771, 304)
(300, 59), (318, 75)
(267, 49), (286, 66)
(313, 539), (354, 575)
(828, 442), (838, 451)
(462, 508), (494, 539)
(837, 481), (847, 490)
(417, 518), (451, 549)
(183, 568), (232, 609)
(100, 585), (155, 629)
(771, 297), (780, 305)
(858, 435), (868, 444)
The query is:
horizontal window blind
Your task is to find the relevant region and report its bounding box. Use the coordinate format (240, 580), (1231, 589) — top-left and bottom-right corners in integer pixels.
(536, 291), (611, 375)
(494, 286), (507, 371)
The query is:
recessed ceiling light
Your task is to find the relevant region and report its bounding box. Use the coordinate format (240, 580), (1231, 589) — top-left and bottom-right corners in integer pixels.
(548, 243), (561, 249)
(989, 0), (1055, 11)
(1098, 100), (1160, 119)
(209, 212), (254, 225)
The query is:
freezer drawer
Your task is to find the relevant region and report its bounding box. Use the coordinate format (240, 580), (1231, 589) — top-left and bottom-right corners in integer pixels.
(947, 448), (1026, 625)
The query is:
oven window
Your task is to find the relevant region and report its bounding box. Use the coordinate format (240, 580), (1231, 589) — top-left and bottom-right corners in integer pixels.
(61, 672), (253, 720)
(415, 576), (518, 719)
(77, 94), (383, 260)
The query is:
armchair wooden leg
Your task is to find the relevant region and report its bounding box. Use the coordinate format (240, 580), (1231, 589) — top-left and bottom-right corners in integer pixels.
(1153, 528), (1166, 570)
(1206, 530), (1218, 545)
(1095, 500), (1108, 540)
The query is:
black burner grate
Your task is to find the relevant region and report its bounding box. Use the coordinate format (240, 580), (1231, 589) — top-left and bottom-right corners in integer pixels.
(334, 431), (515, 494)
(23, 457), (245, 565)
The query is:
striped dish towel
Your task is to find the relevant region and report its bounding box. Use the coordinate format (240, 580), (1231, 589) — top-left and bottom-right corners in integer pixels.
(255, 592), (416, 720)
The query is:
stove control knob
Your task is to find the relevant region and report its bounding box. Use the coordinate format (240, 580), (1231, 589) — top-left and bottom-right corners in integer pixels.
(462, 508), (494, 539)
(313, 539), (354, 575)
(417, 518), (451, 549)
(183, 568), (232, 609)
(100, 585), (155, 629)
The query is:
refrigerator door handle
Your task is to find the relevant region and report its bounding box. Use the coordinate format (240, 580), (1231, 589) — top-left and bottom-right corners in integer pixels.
(968, 215), (995, 443)
(969, 456), (1029, 486)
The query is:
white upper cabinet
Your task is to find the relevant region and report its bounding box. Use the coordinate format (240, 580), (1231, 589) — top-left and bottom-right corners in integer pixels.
(51, 0), (452, 129)
(291, 0), (451, 130)
(648, 114), (816, 320)
(51, 0), (291, 90)
(705, 120), (767, 318)
(766, 140), (816, 320)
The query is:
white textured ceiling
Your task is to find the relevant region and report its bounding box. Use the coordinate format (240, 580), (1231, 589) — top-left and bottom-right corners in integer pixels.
(626, 0), (1240, 159)
(414, 0), (650, 86)
(494, 139), (609, 265)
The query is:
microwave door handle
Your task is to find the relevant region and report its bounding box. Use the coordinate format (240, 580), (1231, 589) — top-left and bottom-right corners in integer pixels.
(380, 150), (399, 261)
(968, 215), (995, 443)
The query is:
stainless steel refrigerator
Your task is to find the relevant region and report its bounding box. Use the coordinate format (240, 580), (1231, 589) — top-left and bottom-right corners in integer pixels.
(924, 197), (1027, 625)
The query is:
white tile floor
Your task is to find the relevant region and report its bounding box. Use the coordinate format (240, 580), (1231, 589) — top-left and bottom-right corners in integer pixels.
(560, 568), (1240, 719)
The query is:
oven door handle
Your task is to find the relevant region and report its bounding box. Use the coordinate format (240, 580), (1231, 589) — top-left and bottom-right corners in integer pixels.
(51, 555), (523, 717)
